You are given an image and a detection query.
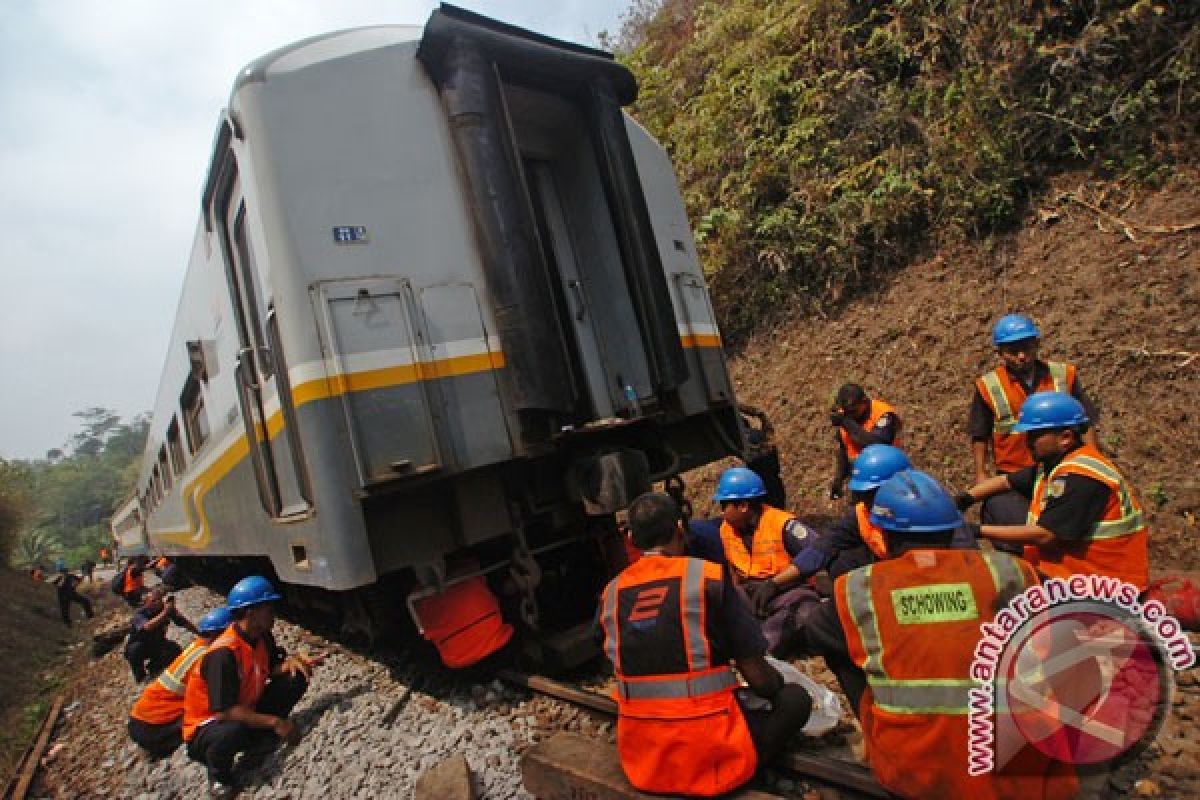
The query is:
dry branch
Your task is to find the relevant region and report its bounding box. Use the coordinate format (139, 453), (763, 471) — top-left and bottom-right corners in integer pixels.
(1120, 346), (1199, 368)
(1066, 193), (1200, 241)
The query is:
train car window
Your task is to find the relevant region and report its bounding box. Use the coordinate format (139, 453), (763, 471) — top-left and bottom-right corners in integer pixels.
(158, 446), (172, 490)
(180, 374), (210, 454)
(167, 417), (186, 475)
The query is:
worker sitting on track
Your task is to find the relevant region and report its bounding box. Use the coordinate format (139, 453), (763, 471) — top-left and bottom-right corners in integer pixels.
(714, 467), (823, 654)
(969, 313), (1098, 530)
(806, 470), (1078, 799)
(119, 554), (151, 608)
(129, 606), (233, 758)
(962, 391), (1149, 589)
(829, 383), (902, 501)
(184, 575), (316, 798)
(125, 587), (200, 682)
(410, 565), (516, 670)
(599, 491), (812, 797)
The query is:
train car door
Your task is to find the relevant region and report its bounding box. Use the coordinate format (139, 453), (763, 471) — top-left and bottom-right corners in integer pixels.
(214, 165), (311, 519)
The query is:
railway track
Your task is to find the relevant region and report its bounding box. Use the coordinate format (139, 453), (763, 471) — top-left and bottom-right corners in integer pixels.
(498, 670), (890, 799)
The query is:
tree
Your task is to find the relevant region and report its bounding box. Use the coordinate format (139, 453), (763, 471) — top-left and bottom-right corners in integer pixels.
(12, 528), (60, 569)
(0, 459), (31, 565)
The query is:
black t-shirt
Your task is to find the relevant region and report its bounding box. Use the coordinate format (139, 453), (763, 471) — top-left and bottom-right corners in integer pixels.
(967, 362), (1098, 440)
(707, 567), (769, 661)
(1007, 465), (1112, 540)
(201, 626), (284, 711)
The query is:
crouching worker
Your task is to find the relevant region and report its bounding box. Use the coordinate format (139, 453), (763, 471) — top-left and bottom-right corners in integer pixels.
(806, 471), (1077, 799)
(129, 606), (233, 757)
(599, 492), (812, 797)
(125, 587), (200, 681)
(184, 576), (315, 798)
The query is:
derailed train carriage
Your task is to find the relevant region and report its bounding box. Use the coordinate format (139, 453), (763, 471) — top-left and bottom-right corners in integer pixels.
(133, 5), (744, 651)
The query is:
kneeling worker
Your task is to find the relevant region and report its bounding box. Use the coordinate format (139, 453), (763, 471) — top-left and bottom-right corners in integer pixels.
(806, 471), (1078, 799)
(129, 606), (232, 757)
(962, 391), (1148, 589)
(599, 492), (811, 797)
(125, 587), (200, 681)
(184, 576), (315, 797)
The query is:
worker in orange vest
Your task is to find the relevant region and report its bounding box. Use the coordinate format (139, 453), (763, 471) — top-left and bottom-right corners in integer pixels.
(129, 606), (232, 757)
(829, 383), (901, 501)
(184, 576), (315, 798)
(969, 314), (1098, 528)
(410, 568), (515, 670)
(813, 445), (913, 580)
(599, 492), (812, 797)
(962, 392), (1148, 590)
(120, 554), (150, 608)
(806, 470), (1079, 799)
(714, 467), (823, 655)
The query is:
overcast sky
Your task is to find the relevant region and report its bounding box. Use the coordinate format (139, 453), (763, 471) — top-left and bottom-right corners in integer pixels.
(0, 1), (627, 460)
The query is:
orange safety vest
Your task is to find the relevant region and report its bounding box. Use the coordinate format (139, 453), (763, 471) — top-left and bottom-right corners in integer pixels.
(1027, 444), (1149, 590)
(182, 625), (270, 741)
(854, 502), (888, 560)
(719, 506), (794, 581)
(976, 362), (1076, 472)
(835, 550), (1078, 800)
(839, 398), (900, 462)
(130, 638), (210, 725)
(123, 565), (145, 594)
(599, 555), (757, 797)
(413, 576), (514, 669)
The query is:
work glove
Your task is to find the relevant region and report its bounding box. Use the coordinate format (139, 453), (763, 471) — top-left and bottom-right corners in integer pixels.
(829, 480), (844, 501)
(955, 492), (976, 511)
(750, 580), (781, 618)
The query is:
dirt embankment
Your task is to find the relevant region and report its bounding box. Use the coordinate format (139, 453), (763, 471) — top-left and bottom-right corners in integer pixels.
(691, 169), (1200, 569)
(0, 569), (117, 790)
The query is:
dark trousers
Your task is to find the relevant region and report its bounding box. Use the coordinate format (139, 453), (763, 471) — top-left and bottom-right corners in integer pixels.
(123, 588), (147, 608)
(125, 638), (182, 682)
(739, 684), (813, 763)
(128, 716), (183, 757)
(187, 672), (308, 784)
(750, 584), (822, 657)
(58, 588), (94, 625)
(981, 489), (1031, 555)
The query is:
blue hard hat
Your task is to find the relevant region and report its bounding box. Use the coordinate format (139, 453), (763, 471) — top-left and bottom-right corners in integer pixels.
(226, 575), (282, 611)
(848, 445), (913, 492)
(992, 314), (1041, 345)
(869, 470), (963, 534)
(197, 606), (233, 636)
(1011, 391), (1090, 433)
(713, 467), (767, 502)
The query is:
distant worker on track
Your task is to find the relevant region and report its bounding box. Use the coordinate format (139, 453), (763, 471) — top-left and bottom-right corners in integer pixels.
(129, 606), (233, 758)
(184, 576), (315, 798)
(969, 313), (1098, 528)
(961, 391), (1148, 589)
(118, 554), (151, 608)
(599, 492), (812, 797)
(806, 470), (1078, 799)
(829, 384), (901, 501)
(714, 467), (823, 655)
(53, 566), (94, 626)
(125, 587), (200, 682)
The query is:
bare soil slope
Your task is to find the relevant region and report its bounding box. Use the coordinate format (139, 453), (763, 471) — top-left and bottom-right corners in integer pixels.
(692, 169), (1200, 568)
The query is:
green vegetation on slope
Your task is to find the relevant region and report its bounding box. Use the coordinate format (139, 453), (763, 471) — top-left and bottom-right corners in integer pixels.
(616, 0), (1199, 339)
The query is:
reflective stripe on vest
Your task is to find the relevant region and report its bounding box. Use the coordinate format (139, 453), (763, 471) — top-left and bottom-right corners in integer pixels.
(1028, 451), (1145, 540)
(842, 552), (1020, 714)
(601, 579), (620, 668)
(157, 640), (207, 695)
(979, 362), (1072, 435)
(616, 669), (739, 700)
(681, 558), (708, 669)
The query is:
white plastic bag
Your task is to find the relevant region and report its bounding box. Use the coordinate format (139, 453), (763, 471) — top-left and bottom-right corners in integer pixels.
(764, 656), (844, 736)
